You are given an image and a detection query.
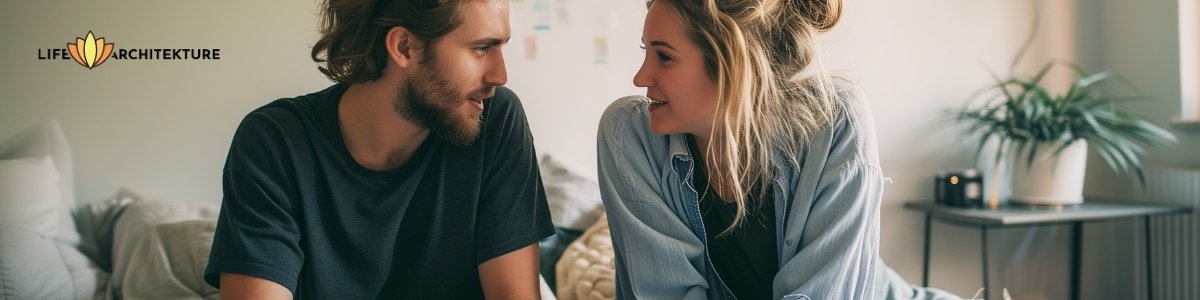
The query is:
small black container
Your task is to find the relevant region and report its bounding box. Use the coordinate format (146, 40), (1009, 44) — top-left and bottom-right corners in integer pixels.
(935, 169), (984, 207)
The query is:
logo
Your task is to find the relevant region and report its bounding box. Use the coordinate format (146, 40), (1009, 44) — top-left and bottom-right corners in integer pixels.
(38, 31), (221, 70)
(67, 31), (114, 69)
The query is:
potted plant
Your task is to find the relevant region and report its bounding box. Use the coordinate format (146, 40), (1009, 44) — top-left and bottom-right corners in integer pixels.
(956, 61), (1177, 205)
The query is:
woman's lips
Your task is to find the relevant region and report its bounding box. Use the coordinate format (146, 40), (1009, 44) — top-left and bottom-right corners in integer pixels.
(648, 99), (666, 111)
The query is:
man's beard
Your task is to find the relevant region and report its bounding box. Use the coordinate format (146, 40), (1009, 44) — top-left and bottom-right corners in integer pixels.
(393, 64), (493, 146)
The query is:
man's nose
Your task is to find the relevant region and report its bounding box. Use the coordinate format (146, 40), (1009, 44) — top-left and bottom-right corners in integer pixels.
(484, 49), (507, 86)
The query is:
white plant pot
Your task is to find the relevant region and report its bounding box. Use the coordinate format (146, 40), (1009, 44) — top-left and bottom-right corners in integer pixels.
(1010, 140), (1088, 205)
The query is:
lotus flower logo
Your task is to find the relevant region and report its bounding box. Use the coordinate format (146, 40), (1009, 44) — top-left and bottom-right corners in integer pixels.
(67, 31), (114, 69)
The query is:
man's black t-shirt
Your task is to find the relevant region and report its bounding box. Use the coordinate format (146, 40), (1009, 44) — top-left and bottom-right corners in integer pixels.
(203, 84), (554, 299)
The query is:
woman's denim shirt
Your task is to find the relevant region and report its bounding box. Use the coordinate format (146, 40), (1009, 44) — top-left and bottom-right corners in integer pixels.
(596, 87), (885, 300)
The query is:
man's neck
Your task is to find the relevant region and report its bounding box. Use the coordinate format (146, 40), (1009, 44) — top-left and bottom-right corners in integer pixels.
(338, 80), (430, 171)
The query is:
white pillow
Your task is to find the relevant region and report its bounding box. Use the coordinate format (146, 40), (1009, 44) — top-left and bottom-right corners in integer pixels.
(0, 156), (62, 235)
(0, 119), (79, 245)
(539, 154), (604, 230)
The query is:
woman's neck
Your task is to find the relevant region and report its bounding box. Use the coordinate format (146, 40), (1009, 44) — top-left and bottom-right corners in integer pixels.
(691, 132), (711, 162)
(690, 132), (737, 203)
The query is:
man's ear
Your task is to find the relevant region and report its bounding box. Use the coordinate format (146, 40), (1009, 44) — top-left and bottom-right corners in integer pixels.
(385, 26), (422, 69)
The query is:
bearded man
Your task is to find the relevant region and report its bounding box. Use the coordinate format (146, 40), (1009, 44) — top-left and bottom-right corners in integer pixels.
(204, 0), (552, 299)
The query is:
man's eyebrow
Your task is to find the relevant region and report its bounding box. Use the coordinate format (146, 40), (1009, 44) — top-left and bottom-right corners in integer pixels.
(471, 37), (511, 46)
(648, 40), (676, 51)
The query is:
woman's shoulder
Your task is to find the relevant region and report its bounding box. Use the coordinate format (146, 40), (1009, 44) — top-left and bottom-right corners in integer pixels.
(601, 95), (650, 122)
(820, 77), (882, 169)
(828, 76), (870, 121)
(599, 95), (652, 136)
(597, 96), (681, 158)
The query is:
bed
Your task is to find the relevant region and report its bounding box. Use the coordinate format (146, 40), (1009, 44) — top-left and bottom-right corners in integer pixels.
(1, 120), (959, 299)
(0, 120), (220, 299)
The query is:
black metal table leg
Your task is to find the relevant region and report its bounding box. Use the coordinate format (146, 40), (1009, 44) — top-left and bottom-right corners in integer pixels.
(1144, 216), (1153, 300)
(982, 225), (989, 300)
(1071, 222), (1082, 300)
(923, 212), (931, 287)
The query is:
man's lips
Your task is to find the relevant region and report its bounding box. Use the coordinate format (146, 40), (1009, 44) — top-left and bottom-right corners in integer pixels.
(467, 88), (495, 110)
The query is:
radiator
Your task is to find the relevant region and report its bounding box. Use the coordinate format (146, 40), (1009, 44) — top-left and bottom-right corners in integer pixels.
(1138, 167), (1200, 300)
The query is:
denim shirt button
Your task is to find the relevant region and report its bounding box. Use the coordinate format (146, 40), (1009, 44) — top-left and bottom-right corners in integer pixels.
(785, 239), (793, 247)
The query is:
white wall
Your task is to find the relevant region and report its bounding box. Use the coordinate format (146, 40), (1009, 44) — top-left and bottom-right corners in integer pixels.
(0, 0), (332, 204)
(6, 0), (1174, 299)
(1074, 0), (1200, 168)
(1074, 1), (1200, 299)
(506, 0), (647, 177)
(0, 0), (647, 204)
(824, 1), (1077, 298)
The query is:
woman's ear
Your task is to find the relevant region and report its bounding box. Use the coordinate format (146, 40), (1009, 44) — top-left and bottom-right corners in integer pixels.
(385, 26), (421, 69)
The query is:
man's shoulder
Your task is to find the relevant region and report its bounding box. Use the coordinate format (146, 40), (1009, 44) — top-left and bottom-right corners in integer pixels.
(478, 86), (532, 136)
(483, 86), (524, 119)
(237, 84), (341, 135)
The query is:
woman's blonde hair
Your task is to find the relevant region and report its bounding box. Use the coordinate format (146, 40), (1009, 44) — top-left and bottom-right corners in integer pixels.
(653, 0), (843, 235)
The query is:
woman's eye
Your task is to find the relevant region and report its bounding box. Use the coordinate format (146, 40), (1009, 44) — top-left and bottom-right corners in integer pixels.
(639, 45), (671, 63)
(656, 51), (671, 62)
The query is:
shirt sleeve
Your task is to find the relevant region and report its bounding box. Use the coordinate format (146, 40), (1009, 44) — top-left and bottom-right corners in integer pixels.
(204, 112), (305, 293)
(596, 96), (712, 300)
(473, 88), (555, 264)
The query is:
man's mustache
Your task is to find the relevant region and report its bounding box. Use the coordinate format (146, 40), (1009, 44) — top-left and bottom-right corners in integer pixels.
(474, 87), (497, 100)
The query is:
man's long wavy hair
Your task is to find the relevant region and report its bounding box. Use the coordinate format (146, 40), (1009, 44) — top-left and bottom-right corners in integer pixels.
(312, 0), (465, 83)
(651, 0), (844, 235)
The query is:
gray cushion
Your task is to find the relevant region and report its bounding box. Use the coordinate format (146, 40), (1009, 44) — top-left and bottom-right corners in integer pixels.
(539, 154), (604, 230)
(74, 189), (140, 272)
(106, 191), (219, 300)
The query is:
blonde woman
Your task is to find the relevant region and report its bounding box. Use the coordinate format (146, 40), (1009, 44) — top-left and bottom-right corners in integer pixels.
(597, 0), (884, 299)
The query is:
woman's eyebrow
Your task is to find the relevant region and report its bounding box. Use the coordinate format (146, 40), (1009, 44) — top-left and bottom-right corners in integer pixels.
(648, 40), (677, 51)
